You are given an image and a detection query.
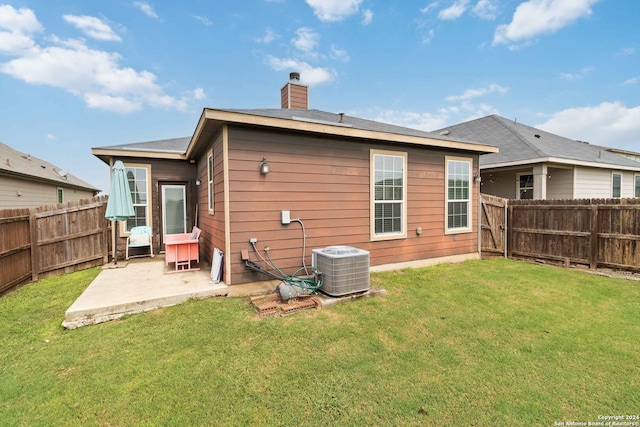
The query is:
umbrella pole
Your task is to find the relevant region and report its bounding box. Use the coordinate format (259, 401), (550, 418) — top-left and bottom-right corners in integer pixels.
(114, 220), (119, 265)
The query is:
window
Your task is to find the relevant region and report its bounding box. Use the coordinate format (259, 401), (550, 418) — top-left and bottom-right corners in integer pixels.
(207, 152), (214, 213)
(517, 173), (534, 200)
(635, 174), (640, 198)
(612, 173), (621, 198)
(446, 157), (472, 233)
(57, 188), (64, 203)
(124, 165), (150, 232)
(371, 150), (407, 240)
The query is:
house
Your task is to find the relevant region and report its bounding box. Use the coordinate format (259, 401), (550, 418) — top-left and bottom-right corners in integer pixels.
(0, 141), (100, 209)
(434, 115), (640, 200)
(92, 74), (498, 285)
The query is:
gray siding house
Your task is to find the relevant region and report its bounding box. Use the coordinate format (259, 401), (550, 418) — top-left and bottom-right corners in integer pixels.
(0, 141), (99, 209)
(434, 115), (640, 200)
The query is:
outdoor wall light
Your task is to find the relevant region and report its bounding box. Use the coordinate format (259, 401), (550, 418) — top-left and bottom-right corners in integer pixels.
(260, 158), (270, 174)
(474, 174), (481, 183)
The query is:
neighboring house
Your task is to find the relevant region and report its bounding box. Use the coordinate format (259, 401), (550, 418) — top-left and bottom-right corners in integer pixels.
(92, 74), (498, 286)
(434, 115), (640, 200)
(0, 141), (100, 209)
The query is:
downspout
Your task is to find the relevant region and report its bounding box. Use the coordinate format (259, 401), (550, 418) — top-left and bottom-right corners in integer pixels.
(222, 125), (232, 284)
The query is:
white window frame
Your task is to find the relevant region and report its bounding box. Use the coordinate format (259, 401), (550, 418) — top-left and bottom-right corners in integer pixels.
(370, 149), (407, 241)
(516, 172), (534, 200)
(122, 163), (151, 235)
(445, 156), (472, 234)
(207, 151), (214, 214)
(635, 174), (640, 198)
(612, 172), (622, 198)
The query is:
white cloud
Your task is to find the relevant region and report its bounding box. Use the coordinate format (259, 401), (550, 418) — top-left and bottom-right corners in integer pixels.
(194, 15), (212, 26)
(292, 27), (319, 57)
(46, 133), (57, 140)
(420, 2), (440, 14)
(305, 0), (362, 22)
(63, 15), (122, 42)
(0, 4), (42, 33)
(458, 101), (500, 118)
(0, 5), (42, 54)
(493, 0), (600, 47)
(362, 108), (453, 132)
(83, 93), (141, 113)
(614, 47), (635, 57)
(266, 55), (335, 86)
(558, 66), (593, 81)
(421, 29), (435, 44)
(536, 101), (640, 149)
(255, 28), (277, 44)
(192, 87), (206, 100)
(361, 9), (374, 25)
(472, 0), (498, 20)
(133, 2), (159, 19)
(330, 46), (350, 62)
(623, 76), (640, 85)
(0, 7), (199, 114)
(446, 83), (508, 102)
(438, 0), (470, 20)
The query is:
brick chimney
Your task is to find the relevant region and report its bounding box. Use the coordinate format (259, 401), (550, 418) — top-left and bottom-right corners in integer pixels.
(281, 72), (308, 109)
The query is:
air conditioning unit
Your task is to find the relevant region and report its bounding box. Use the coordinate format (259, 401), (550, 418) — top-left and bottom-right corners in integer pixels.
(312, 246), (370, 296)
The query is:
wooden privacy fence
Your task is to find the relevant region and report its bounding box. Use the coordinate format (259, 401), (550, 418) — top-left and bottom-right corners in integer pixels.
(480, 194), (507, 257)
(0, 196), (110, 295)
(481, 195), (640, 272)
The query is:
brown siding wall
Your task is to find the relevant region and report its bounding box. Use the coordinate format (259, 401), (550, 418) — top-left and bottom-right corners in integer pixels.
(117, 157), (197, 252)
(225, 126), (479, 285)
(195, 133), (226, 270)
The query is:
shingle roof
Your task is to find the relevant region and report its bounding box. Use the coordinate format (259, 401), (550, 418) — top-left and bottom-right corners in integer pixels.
(0, 141), (100, 191)
(220, 108), (482, 144)
(96, 137), (190, 153)
(434, 115), (640, 169)
(94, 109), (491, 154)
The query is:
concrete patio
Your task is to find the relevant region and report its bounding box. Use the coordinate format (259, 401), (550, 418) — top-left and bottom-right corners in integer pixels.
(62, 256), (386, 329)
(62, 256), (231, 329)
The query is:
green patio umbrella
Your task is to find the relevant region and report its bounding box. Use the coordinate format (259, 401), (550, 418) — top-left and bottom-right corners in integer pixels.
(105, 160), (135, 265)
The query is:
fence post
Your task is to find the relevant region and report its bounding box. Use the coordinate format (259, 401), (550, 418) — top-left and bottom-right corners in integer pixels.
(507, 203), (513, 258)
(29, 210), (39, 282)
(589, 205), (598, 269)
(503, 198), (508, 258)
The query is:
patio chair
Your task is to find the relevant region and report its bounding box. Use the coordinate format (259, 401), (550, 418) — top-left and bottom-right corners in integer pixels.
(125, 226), (155, 260)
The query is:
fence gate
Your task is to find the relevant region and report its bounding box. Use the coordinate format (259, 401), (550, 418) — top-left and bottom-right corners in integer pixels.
(480, 194), (507, 258)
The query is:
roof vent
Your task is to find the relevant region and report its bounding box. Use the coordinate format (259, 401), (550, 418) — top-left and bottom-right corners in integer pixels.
(534, 134), (540, 138)
(338, 112), (344, 123)
(5, 158), (10, 167)
(439, 130), (450, 136)
(289, 72), (300, 81)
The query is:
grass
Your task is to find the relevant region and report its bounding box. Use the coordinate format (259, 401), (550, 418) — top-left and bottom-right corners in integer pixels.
(1, 259), (638, 426)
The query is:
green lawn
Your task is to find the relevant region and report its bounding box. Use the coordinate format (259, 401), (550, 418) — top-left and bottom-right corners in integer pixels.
(1, 259), (638, 426)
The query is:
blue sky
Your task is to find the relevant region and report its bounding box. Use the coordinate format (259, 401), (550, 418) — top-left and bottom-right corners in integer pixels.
(1, 0), (638, 194)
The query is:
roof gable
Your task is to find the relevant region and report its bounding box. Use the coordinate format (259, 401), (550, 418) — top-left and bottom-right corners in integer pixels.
(435, 115), (640, 170)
